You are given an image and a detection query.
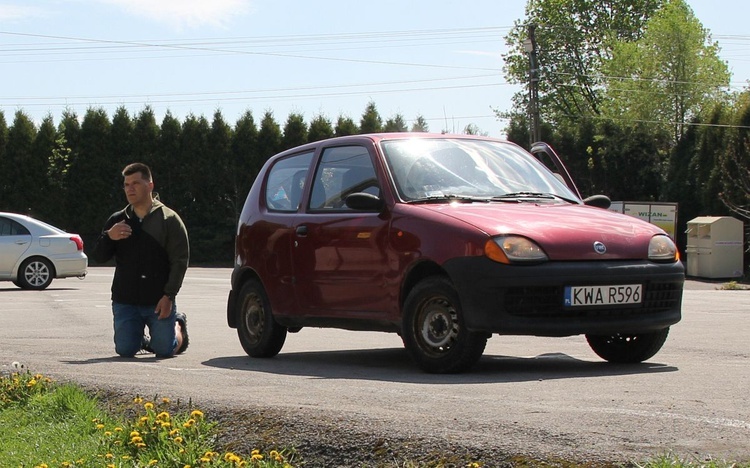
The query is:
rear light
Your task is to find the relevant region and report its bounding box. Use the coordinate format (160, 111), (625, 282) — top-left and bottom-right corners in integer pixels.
(70, 235), (84, 251)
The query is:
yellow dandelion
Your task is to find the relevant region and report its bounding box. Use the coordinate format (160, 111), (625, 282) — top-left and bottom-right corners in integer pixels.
(131, 436), (144, 445)
(173, 436), (184, 444)
(27, 379), (37, 387)
(144, 402), (155, 410)
(104, 431), (112, 437)
(183, 419), (195, 428)
(251, 453), (263, 461)
(34, 464), (48, 468)
(107, 464), (115, 468)
(129, 431), (140, 438)
(105, 453), (114, 459)
(96, 424), (105, 430)
(133, 396), (143, 404)
(200, 457), (211, 463)
(62, 463), (71, 468)
(114, 427), (123, 432)
(148, 460), (158, 466)
(157, 411), (170, 421)
(122, 455), (132, 460)
(190, 409), (204, 419)
(162, 397), (171, 404)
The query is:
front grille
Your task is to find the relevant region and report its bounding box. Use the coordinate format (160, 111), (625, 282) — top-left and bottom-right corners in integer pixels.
(504, 282), (682, 319)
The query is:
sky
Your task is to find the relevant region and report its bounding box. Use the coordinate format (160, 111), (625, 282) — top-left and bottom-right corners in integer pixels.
(0, 0), (748, 139)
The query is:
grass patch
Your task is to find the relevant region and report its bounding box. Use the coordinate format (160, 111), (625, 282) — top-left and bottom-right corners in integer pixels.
(0, 369), (747, 468)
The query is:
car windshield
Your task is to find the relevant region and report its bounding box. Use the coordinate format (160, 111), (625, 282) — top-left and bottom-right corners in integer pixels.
(381, 138), (580, 203)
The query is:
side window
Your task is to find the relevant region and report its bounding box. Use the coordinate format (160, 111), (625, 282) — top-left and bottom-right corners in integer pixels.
(309, 146), (380, 211)
(265, 151), (314, 212)
(0, 217), (30, 236)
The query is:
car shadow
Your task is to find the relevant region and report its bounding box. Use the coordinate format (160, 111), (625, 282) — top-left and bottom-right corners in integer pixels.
(62, 355), (182, 364)
(0, 287), (81, 292)
(201, 349), (677, 384)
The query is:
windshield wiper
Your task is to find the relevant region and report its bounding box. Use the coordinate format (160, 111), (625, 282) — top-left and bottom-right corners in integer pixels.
(407, 194), (490, 204)
(492, 192), (578, 204)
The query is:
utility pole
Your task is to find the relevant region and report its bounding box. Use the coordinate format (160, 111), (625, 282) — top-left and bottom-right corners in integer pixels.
(523, 24), (541, 145)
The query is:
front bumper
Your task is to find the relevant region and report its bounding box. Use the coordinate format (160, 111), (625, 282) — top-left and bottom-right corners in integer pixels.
(444, 258), (684, 337)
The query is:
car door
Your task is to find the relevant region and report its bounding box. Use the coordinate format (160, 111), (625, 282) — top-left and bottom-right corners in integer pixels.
(291, 145), (392, 318)
(0, 216), (32, 279)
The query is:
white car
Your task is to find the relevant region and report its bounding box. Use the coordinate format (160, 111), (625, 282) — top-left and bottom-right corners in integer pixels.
(0, 212), (88, 290)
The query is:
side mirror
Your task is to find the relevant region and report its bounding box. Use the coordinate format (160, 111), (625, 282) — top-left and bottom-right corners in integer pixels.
(583, 194), (611, 209)
(345, 192), (383, 211)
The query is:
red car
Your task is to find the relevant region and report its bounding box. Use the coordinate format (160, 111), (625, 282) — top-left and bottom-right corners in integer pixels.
(227, 133), (683, 373)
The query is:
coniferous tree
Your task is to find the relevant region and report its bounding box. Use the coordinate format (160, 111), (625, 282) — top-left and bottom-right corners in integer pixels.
(410, 115), (429, 132)
(359, 102), (383, 134)
(308, 114), (334, 142)
(69, 107), (114, 236)
(4, 111), (39, 215)
(0, 111), (8, 206)
(31, 116), (58, 223)
(282, 113), (308, 150)
(257, 111), (282, 166)
(157, 111), (182, 206)
(384, 114), (408, 132)
(231, 110), (259, 217)
(334, 115), (359, 136)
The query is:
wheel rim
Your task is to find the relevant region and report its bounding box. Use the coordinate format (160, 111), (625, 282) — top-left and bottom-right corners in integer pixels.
(241, 292), (265, 345)
(416, 297), (459, 355)
(25, 261), (50, 287)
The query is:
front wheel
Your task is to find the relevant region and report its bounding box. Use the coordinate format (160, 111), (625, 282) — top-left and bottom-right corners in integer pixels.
(586, 328), (670, 363)
(17, 257), (54, 290)
(401, 276), (487, 373)
(236, 279), (287, 358)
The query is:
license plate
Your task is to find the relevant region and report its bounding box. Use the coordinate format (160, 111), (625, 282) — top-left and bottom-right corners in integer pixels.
(563, 284), (642, 307)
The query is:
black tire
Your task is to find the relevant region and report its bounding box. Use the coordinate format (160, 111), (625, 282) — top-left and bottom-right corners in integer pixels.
(236, 279), (287, 358)
(586, 328), (670, 363)
(402, 276), (487, 373)
(17, 257), (54, 290)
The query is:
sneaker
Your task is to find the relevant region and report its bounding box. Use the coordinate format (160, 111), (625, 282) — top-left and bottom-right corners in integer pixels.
(175, 312), (189, 354)
(139, 335), (154, 354)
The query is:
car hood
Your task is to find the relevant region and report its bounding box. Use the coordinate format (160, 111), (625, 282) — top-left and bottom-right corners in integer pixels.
(416, 202), (664, 260)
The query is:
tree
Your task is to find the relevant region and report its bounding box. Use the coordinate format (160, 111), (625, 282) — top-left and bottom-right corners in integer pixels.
(282, 113), (308, 150)
(31, 116), (58, 223)
(334, 115), (359, 136)
(719, 92), (750, 221)
(68, 107), (113, 235)
(359, 102), (383, 133)
(410, 115), (429, 132)
(0, 111), (8, 206)
(503, 0), (663, 124)
(384, 113), (408, 132)
(231, 110), (259, 217)
(4, 111), (39, 214)
(157, 111), (182, 207)
(601, 0), (730, 144)
(308, 114), (334, 142)
(256, 111), (282, 166)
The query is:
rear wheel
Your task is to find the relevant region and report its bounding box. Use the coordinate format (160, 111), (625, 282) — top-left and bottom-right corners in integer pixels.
(586, 328), (670, 363)
(236, 279), (287, 357)
(17, 258), (54, 290)
(402, 276), (487, 373)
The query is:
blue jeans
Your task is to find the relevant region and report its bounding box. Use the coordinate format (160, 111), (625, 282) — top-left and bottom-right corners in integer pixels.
(112, 301), (177, 358)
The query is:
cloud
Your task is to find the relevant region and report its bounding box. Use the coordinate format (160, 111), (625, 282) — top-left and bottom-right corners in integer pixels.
(96, 0), (252, 29)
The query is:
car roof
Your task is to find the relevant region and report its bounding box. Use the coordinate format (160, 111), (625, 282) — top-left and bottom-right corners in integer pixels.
(0, 211), (66, 235)
(268, 132), (513, 162)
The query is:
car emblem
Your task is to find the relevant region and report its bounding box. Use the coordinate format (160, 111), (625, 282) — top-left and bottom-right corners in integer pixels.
(593, 241), (607, 254)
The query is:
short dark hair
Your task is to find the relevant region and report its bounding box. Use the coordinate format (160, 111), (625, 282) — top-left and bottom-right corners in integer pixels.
(122, 163), (152, 182)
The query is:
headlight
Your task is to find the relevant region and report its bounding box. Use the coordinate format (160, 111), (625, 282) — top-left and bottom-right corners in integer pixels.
(648, 235), (678, 262)
(484, 236), (548, 264)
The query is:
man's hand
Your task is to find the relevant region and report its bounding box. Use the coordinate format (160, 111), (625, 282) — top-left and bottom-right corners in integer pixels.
(155, 295), (173, 320)
(107, 220), (132, 241)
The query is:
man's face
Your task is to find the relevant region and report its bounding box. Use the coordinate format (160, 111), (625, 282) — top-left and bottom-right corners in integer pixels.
(123, 172), (153, 206)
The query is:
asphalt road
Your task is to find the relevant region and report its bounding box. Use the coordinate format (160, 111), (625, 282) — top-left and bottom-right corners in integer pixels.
(1, 267), (748, 463)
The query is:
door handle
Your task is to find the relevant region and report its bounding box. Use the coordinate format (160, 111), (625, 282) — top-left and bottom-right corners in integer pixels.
(295, 225), (308, 236)
(15, 240), (29, 245)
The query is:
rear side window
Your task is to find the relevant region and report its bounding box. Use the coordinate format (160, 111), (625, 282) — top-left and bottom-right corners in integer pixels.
(265, 152), (314, 212)
(309, 146), (379, 211)
(0, 217), (30, 236)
